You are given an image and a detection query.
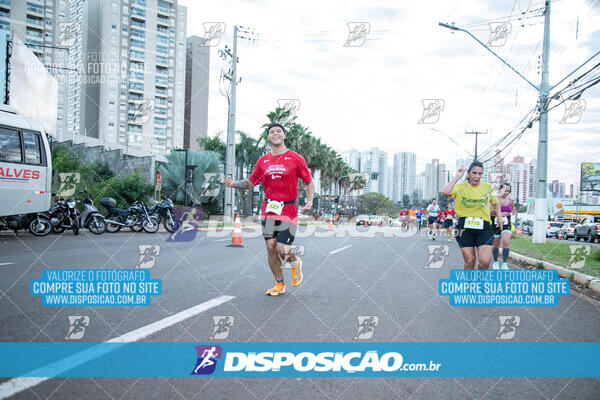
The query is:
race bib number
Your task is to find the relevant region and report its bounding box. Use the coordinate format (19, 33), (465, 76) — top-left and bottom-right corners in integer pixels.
(465, 217), (484, 230)
(266, 200), (284, 215)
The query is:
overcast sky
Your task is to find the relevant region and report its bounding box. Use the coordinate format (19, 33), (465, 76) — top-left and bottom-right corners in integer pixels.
(180, 0), (600, 188)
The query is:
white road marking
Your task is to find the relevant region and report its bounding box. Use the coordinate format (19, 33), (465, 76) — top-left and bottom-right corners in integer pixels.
(328, 245), (353, 255)
(0, 263), (14, 266)
(214, 238), (230, 242)
(0, 295), (235, 399)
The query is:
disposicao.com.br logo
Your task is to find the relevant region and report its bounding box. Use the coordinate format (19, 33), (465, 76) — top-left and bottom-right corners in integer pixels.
(191, 344), (442, 376)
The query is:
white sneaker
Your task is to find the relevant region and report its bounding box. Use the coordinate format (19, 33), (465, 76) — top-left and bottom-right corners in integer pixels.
(492, 261), (499, 270)
(501, 262), (509, 270)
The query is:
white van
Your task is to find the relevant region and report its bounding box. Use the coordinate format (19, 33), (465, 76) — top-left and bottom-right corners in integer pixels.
(0, 104), (52, 217)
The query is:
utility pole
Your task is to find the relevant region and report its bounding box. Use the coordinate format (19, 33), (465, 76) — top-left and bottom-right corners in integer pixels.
(223, 26), (238, 225)
(464, 131), (487, 161)
(533, 0), (552, 244)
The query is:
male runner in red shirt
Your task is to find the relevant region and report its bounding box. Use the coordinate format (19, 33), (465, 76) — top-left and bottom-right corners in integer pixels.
(225, 123), (315, 296)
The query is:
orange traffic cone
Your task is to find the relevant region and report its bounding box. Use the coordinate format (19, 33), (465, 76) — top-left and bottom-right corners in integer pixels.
(226, 213), (246, 247)
(328, 217), (334, 231)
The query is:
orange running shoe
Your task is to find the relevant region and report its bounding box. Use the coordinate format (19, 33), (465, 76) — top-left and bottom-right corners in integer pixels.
(266, 281), (286, 296)
(290, 257), (303, 287)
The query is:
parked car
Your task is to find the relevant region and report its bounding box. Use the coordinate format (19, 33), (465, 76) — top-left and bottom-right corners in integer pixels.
(557, 222), (578, 239)
(369, 215), (383, 226)
(574, 217), (600, 242)
(356, 214), (370, 226)
(546, 222), (563, 238)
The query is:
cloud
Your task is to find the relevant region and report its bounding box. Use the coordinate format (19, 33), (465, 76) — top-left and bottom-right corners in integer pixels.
(181, 0), (600, 187)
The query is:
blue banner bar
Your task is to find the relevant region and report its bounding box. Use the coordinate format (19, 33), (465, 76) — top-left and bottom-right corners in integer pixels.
(1, 342), (599, 378)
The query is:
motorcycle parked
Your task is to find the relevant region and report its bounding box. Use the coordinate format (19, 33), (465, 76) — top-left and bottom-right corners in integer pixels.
(43, 196), (80, 235)
(148, 197), (176, 233)
(78, 191), (106, 234)
(0, 213), (52, 236)
(102, 198), (159, 233)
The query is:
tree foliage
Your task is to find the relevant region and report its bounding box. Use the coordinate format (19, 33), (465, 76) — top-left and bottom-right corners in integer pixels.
(51, 146), (153, 208)
(158, 150), (222, 205)
(359, 192), (398, 215)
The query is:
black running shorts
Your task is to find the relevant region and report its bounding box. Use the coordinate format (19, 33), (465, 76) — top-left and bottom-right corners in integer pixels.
(455, 217), (494, 248)
(261, 218), (296, 245)
(443, 219), (454, 229)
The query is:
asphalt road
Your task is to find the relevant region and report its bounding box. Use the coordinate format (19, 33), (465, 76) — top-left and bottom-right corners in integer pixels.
(1, 226), (599, 399)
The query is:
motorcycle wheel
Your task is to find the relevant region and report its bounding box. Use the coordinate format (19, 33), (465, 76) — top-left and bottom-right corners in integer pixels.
(72, 218), (79, 235)
(142, 217), (159, 233)
(163, 215), (177, 233)
(28, 217), (51, 236)
(105, 215), (122, 233)
(88, 216), (106, 234)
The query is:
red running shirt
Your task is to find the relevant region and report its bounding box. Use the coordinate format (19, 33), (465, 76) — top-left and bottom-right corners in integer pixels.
(443, 209), (456, 219)
(248, 150), (312, 224)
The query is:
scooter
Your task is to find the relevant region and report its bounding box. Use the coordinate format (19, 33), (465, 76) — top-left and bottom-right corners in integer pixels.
(78, 191), (106, 234)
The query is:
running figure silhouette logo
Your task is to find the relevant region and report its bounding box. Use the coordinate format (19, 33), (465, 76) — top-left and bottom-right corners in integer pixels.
(559, 99), (586, 124)
(277, 99), (301, 116)
(487, 22), (511, 47)
(210, 316), (234, 340)
(418, 99), (444, 124)
(57, 173), (80, 197)
(65, 316), (90, 340)
(137, 245), (160, 268)
(497, 316), (520, 340)
(201, 22), (226, 46)
(191, 345), (222, 375)
(424, 245), (450, 269)
(568, 245), (590, 269)
(354, 316), (379, 340)
(344, 22), (370, 47)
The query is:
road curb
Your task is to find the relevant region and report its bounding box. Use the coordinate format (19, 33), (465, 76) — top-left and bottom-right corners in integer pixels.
(509, 251), (600, 294)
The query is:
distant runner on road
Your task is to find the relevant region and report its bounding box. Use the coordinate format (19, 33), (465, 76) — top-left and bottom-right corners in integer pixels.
(426, 200), (441, 240)
(225, 123), (315, 296)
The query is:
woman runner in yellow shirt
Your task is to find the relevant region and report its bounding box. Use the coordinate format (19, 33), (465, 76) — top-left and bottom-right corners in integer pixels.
(441, 161), (502, 269)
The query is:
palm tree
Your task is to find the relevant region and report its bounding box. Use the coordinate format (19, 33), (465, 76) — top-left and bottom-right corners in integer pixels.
(159, 150), (222, 205)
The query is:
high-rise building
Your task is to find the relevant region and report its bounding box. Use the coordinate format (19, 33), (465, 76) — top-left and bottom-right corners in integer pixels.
(507, 156), (528, 205)
(341, 149), (361, 172)
(415, 171), (425, 201)
(360, 148), (387, 196)
(393, 152), (416, 204)
(528, 159), (537, 198)
(184, 35), (209, 150)
(424, 159), (446, 201)
(66, 0), (187, 156)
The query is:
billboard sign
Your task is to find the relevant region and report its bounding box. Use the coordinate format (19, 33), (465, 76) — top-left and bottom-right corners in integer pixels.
(8, 36), (58, 137)
(580, 162), (600, 192)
